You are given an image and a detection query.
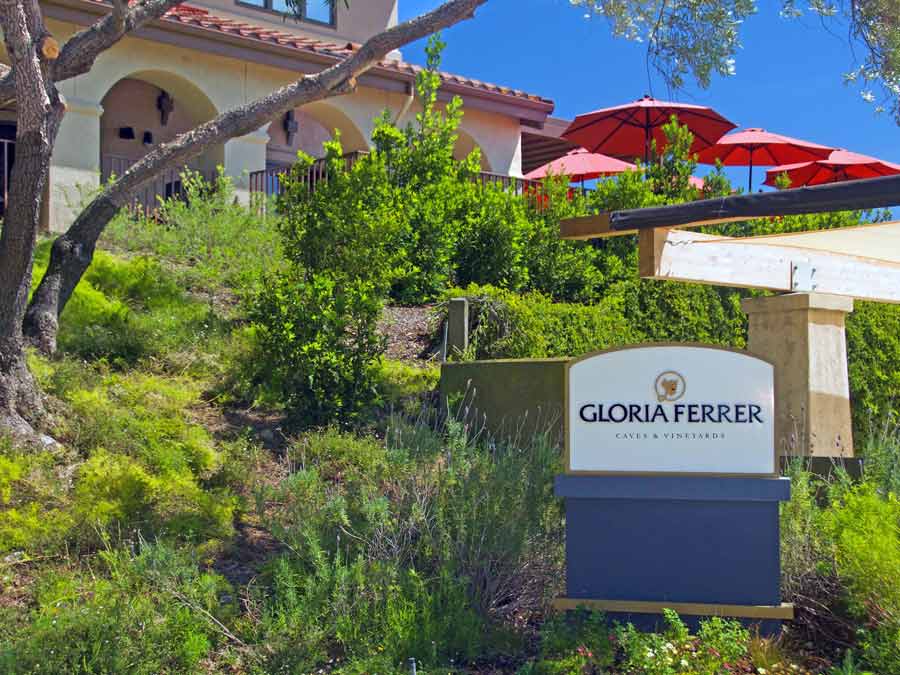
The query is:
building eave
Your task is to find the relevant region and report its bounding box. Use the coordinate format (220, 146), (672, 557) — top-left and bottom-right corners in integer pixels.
(43, 0), (555, 124)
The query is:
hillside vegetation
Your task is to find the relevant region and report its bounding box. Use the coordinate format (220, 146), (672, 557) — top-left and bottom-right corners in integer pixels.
(1, 39), (899, 675)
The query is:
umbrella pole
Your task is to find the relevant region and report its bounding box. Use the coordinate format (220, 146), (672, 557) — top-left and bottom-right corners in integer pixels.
(644, 110), (651, 164)
(748, 155), (754, 192)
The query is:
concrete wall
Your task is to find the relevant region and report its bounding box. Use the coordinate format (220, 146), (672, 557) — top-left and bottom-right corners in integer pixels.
(440, 358), (567, 445)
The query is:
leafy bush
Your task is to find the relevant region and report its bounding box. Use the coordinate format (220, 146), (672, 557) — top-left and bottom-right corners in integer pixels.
(250, 271), (387, 427)
(446, 283), (639, 360)
(103, 167), (282, 296)
(1, 542), (229, 674)
(846, 300), (900, 428)
(821, 483), (900, 673)
(251, 420), (563, 672)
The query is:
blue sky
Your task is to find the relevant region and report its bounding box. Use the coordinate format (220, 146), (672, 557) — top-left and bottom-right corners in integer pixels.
(399, 0), (900, 191)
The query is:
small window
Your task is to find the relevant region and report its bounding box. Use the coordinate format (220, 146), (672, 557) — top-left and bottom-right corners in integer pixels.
(237, 0), (336, 27)
(304, 0), (333, 24)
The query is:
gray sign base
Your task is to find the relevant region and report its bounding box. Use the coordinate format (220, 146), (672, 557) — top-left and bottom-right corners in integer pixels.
(554, 475), (792, 635)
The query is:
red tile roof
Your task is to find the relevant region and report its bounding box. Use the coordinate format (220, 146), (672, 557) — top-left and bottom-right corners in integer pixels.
(161, 4), (552, 106)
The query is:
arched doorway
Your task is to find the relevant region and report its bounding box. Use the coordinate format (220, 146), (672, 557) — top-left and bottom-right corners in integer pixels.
(99, 71), (221, 212)
(266, 101), (369, 167)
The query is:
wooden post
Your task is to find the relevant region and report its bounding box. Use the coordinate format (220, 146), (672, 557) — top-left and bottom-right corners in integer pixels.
(446, 297), (469, 358)
(741, 293), (854, 458)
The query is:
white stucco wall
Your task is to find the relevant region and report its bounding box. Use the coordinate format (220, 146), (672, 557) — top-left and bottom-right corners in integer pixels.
(193, 0), (399, 49)
(41, 15), (525, 231)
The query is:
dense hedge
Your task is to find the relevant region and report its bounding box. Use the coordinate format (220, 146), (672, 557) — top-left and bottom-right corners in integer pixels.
(445, 281), (900, 434)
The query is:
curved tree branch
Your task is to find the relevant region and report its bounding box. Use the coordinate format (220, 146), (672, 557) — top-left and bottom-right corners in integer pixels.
(0, 0), (186, 104)
(24, 0), (488, 352)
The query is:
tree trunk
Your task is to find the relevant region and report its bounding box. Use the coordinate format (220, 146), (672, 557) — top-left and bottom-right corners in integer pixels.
(23, 0), (486, 353)
(0, 130), (60, 437)
(0, 0), (65, 439)
(24, 196), (118, 354)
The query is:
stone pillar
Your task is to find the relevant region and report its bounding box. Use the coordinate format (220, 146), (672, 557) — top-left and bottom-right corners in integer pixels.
(446, 297), (469, 358)
(48, 97), (103, 232)
(741, 293), (854, 458)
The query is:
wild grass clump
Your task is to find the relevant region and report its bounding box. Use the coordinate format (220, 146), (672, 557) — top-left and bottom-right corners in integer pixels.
(32, 244), (230, 374)
(103, 168), (283, 296)
(0, 541), (231, 674)
(778, 426), (900, 673)
(0, 356), (239, 555)
(249, 419), (564, 673)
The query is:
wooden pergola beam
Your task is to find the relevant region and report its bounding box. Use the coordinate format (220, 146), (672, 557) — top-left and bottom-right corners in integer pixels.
(561, 174), (900, 239)
(638, 228), (900, 304)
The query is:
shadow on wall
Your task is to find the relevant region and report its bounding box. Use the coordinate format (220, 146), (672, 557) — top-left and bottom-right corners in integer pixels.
(440, 358), (567, 447)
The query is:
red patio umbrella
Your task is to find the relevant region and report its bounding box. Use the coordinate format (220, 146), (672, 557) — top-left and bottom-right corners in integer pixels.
(524, 148), (635, 182)
(562, 95), (736, 163)
(696, 128), (833, 191)
(763, 149), (900, 188)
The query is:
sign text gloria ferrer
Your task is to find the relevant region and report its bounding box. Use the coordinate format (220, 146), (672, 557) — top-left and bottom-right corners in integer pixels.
(567, 345), (775, 476)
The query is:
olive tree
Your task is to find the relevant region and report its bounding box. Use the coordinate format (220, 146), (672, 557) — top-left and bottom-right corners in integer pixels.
(0, 0), (486, 441)
(574, 0), (900, 121)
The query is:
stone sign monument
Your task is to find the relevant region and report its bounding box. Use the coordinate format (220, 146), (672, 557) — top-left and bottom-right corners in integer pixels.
(554, 344), (793, 632)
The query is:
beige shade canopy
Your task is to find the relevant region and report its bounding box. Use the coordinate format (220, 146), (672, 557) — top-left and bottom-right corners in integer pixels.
(709, 220), (900, 266)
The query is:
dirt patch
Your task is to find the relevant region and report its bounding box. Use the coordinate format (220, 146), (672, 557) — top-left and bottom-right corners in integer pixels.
(379, 304), (441, 362)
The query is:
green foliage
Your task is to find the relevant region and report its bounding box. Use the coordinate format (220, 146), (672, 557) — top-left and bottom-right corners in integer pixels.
(616, 610), (748, 674)
(1, 542), (228, 674)
(448, 283), (639, 360)
(32, 244), (229, 374)
(525, 609), (753, 675)
(860, 420), (900, 495)
(537, 606), (615, 666)
(104, 167), (282, 296)
(251, 421), (562, 672)
(0, 357), (238, 552)
(846, 300), (900, 427)
(568, 0), (753, 90)
(568, 0), (900, 123)
(820, 483), (900, 672)
(520, 178), (603, 303)
(249, 270), (386, 427)
(377, 359), (440, 410)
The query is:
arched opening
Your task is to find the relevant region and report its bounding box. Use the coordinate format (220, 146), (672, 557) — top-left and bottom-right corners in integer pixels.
(99, 71), (221, 211)
(454, 129), (492, 172)
(266, 101), (369, 168)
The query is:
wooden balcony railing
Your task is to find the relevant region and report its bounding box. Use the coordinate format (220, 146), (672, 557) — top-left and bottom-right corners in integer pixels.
(249, 151), (367, 197)
(101, 154), (216, 217)
(249, 152), (589, 208)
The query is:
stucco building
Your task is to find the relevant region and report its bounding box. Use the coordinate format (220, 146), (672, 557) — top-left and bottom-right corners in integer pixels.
(23, 0), (574, 231)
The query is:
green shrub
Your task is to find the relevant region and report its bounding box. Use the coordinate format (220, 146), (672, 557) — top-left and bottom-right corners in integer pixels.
(252, 420), (562, 672)
(821, 482), (900, 674)
(846, 301), (900, 429)
(537, 606), (614, 665)
(615, 610), (748, 675)
(1, 542), (229, 674)
(443, 283), (639, 360)
(250, 271), (386, 428)
(520, 177), (602, 304)
(103, 167), (282, 296)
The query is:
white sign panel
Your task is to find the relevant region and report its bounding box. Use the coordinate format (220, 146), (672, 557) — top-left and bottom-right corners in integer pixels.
(567, 345), (775, 475)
